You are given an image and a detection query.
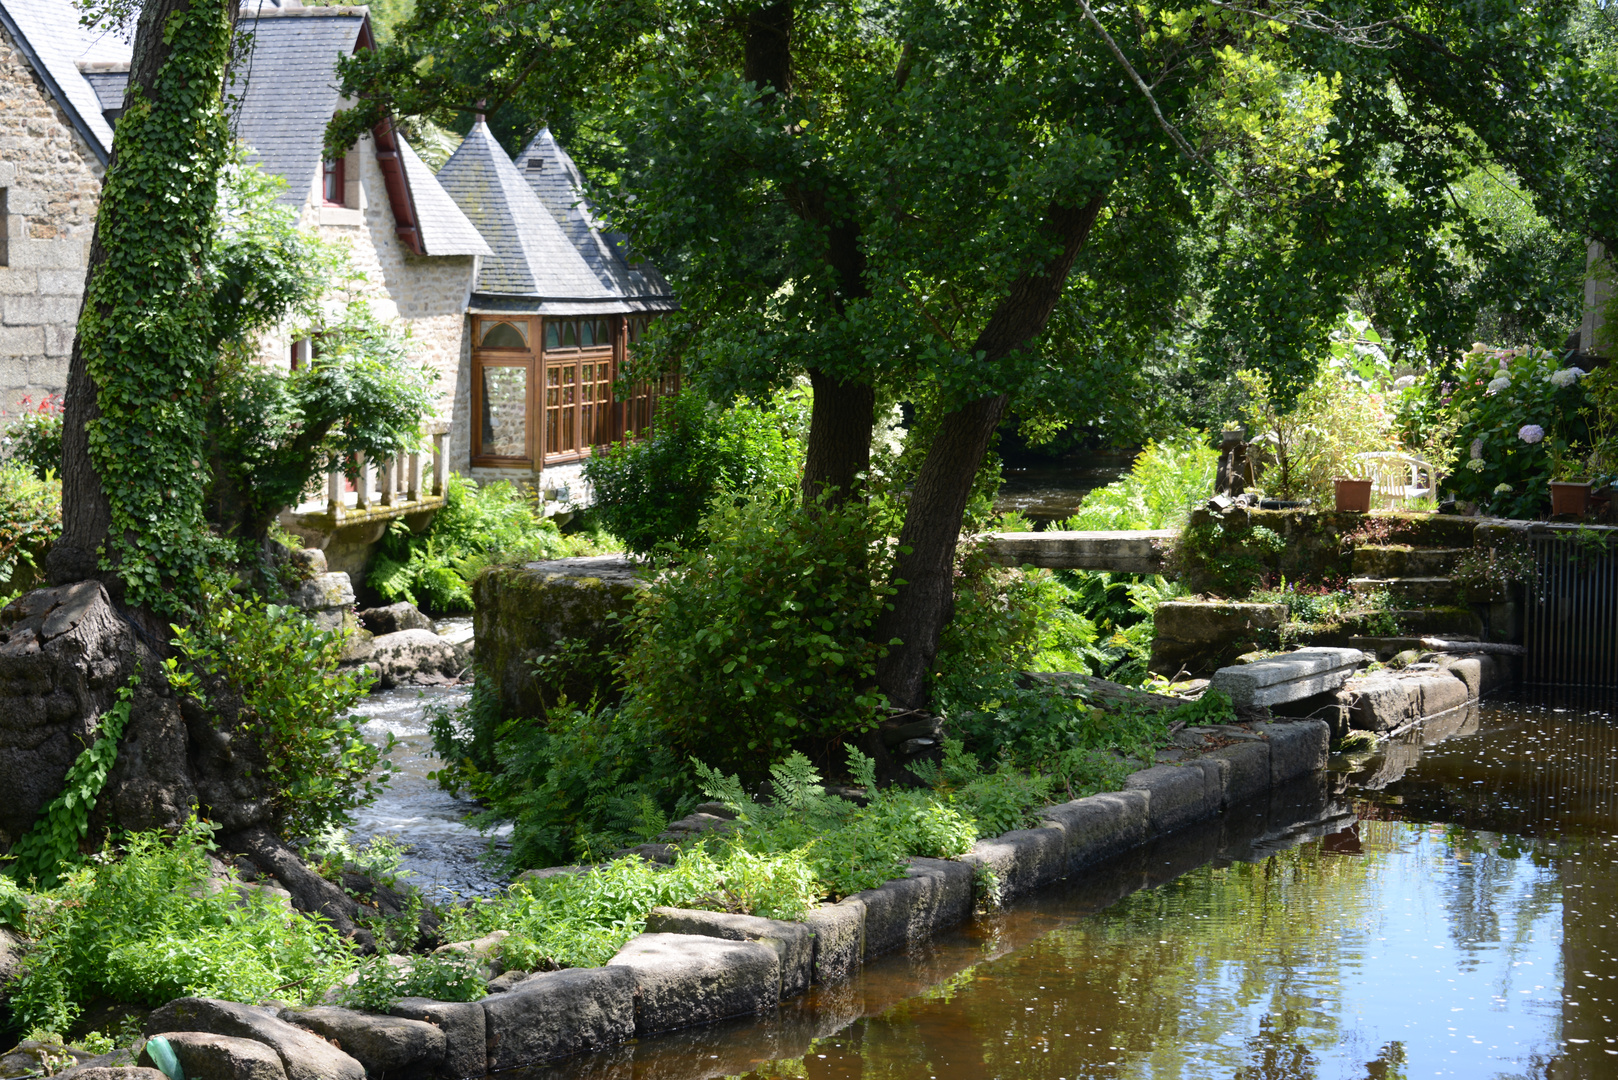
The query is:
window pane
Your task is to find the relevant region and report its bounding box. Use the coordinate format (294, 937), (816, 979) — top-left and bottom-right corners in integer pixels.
(581, 320), (595, 348)
(545, 322), (560, 350)
(562, 321), (578, 348)
(479, 366), (528, 457)
(480, 320), (529, 348)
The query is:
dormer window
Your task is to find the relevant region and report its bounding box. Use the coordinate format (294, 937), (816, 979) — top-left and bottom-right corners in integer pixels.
(323, 157), (345, 205)
(526, 158), (544, 171)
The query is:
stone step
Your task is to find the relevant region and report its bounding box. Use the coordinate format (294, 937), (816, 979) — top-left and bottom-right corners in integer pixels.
(1209, 646), (1368, 707)
(1351, 546), (1469, 579)
(1349, 576), (1461, 608)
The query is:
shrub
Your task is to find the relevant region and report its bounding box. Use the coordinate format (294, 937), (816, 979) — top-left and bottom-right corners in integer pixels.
(1, 394), (64, 481)
(1239, 364), (1400, 504)
(169, 590), (386, 837)
(583, 388), (803, 556)
(0, 462), (61, 595)
(617, 493), (897, 777)
(368, 475), (611, 612)
(8, 820), (353, 1033)
(1058, 432), (1217, 531)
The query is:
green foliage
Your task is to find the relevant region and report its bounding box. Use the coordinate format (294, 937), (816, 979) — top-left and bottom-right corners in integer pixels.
(0, 871), (29, 930)
(74, 0), (238, 612)
(6, 679), (136, 889)
(1239, 364), (1398, 505)
(1172, 517), (1287, 597)
(1248, 581), (1400, 644)
(618, 493), (896, 776)
(9, 820), (353, 1033)
(336, 952), (485, 1012)
(368, 475), (609, 613)
(0, 462), (61, 594)
(169, 590), (386, 837)
(2, 393), (64, 481)
(582, 388), (804, 556)
(1059, 433), (1217, 531)
(303, 825), (409, 889)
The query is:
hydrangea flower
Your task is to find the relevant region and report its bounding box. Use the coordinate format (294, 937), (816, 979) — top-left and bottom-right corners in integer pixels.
(1469, 437), (1484, 460)
(1518, 424), (1545, 444)
(1498, 357), (1510, 370)
(1393, 375), (1416, 390)
(1494, 483), (1514, 495)
(1466, 459), (1487, 473)
(1547, 366), (1586, 388)
(1486, 376), (1511, 395)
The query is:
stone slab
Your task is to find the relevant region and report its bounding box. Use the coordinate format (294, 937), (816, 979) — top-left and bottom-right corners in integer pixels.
(608, 933), (780, 1036)
(852, 857), (974, 959)
(644, 907), (814, 999)
(803, 901), (864, 985)
(961, 824), (1068, 903)
(1411, 670), (1470, 717)
(1036, 790), (1150, 871)
(1125, 763), (1218, 834)
(482, 965), (636, 1069)
(388, 998), (485, 1079)
(978, 530), (1175, 573)
(1207, 740), (1270, 805)
(1263, 720), (1330, 784)
(279, 1007), (444, 1079)
(1210, 648), (1368, 707)
(144, 999), (365, 1080)
(141, 1034), (287, 1080)
(1338, 674), (1416, 733)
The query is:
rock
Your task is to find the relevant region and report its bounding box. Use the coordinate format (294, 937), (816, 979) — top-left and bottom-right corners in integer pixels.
(1150, 601), (1288, 678)
(472, 555), (645, 719)
(358, 603), (435, 636)
(513, 864), (596, 884)
(286, 548), (329, 577)
(141, 1033), (288, 1080)
(1336, 675), (1416, 734)
(339, 628), (375, 665)
(851, 857), (974, 959)
(0, 1040), (98, 1079)
(644, 907), (814, 998)
(879, 717), (943, 747)
(608, 933), (779, 1036)
(1409, 669), (1470, 717)
(657, 813), (732, 841)
(961, 824), (1069, 904)
(803, 901), (864, 985)
(1036, 790), (1150, 871)
(145, 998), (365, 1080)
(1207, 740), (1270, 804)
(1210, 647), (1368, 707)
(485, 969), (531, 993)
(387, 998), (485, 1080)
(1264, 720), (1330, 784)
(369, 630), (466, 690)
(280, 1007), (445, 1079)
(57, 1070), (167, 1080)
(483, 966), (637, 1069)
(286, 573), (356, 612)
(1125, 763), (1220, 834)
(0, 926), (23, 985)
(434, 929), (509, 963)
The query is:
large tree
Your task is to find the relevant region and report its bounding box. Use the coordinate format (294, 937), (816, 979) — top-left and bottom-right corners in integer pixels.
(337, 0), (1617, 707)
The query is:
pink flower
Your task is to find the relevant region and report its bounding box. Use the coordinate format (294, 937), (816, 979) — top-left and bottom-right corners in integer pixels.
(1518, 424), (1545, 444)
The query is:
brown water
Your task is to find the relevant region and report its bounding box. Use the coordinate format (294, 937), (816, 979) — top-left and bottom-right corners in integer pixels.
(529, 690), (1618, 1080)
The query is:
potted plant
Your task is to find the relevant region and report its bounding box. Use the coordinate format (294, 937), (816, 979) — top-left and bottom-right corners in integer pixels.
(1334, 475), (1374, 513)
(1547, 440), (1592, 517)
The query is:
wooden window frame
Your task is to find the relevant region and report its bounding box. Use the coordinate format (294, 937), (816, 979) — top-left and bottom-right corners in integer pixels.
(541, 317), (618, 466)
(471, 317), (537, 467)
(322, 156), (345, 206)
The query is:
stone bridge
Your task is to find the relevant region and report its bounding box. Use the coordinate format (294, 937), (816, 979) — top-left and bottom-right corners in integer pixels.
(978, 530), (1177, 574)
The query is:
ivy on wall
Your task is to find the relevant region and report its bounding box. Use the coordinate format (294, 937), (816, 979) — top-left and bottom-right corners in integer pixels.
(75, 0), (236, 613)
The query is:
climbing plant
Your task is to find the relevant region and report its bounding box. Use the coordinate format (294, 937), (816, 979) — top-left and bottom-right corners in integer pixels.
(74, 0), (237, 613)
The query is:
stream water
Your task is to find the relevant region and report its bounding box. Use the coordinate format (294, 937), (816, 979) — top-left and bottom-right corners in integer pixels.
(508, 687), (1618, 1080)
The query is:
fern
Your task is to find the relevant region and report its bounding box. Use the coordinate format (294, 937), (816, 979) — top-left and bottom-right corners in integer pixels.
(768, 752), (825, 811)
(843, 743), (878, 791)
(691, 759), (759, 821)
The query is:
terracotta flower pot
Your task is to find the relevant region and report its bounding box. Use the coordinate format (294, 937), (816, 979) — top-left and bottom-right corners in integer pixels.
(1549, 481), (1591, 517)
(1334, 477), (1374, 513)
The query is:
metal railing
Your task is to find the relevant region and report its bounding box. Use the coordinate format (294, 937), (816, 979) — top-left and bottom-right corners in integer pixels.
(1525, 528), (1618, 686)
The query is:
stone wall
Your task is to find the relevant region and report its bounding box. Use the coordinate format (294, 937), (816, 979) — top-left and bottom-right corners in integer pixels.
(1584, 241), (1611, 359)
(0, 24), (103, 413)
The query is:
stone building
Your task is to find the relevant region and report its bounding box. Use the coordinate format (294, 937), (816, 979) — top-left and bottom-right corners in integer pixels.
(1584, 242), (1611, 360)
(0, 0), (119, 414)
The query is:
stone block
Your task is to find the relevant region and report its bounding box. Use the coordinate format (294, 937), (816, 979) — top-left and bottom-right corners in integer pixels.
(1125, 763), (1217, 834)
(370, 629), (466, 689)
(41, 323), (74, 358)
(0, 267), (38, 294)
(0, 324), (44, 356)
(1210, 647), (1367, 707)
(961, 823), (1068, 903)
(38, 269), (85, 296)
(1150, 600), (1287, 676)
(852, 857), (974, 959)
(1035, 790), (1149, 870)
(3, 293), (79, 325)
(608, 933), (779, 1036)
(978, 530), (1173, 573)
(1263, 720), (1330, 785)
(803, 900), (864, 984)
(1412, 670), (1470, 717)
(1436, 656), (1482, 699)
(1207, 740), (1270, 805)
(144, 999), (365, 1080)
(1338, 675), (1416, 733)
(141, 1033), (287, 1080)
(387, 999), (485, 1080)
(644, 906), (815, 999)
(286, 572), (355, 611)
(483, 965), (636, 1069)
(279, 1007), (444, 1079)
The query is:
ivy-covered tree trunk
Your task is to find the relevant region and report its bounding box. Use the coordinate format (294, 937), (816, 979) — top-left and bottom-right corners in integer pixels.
(877, 194), (1109, 708)
(48, 0), (237, 614)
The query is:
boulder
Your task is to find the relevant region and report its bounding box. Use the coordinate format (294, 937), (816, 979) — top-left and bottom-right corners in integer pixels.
(279, 1007), (444, 1079)
(369, 630), (466, 689)
(144, 999), (365, 1080)
(387, 999), (484, 1080)
(473, 555), (645, 719)
(608, 933), (779, 1036)
(141, 1033), (288, 1080)
(0, 926), (23, 985)
(644, 907), (814, 999)
(1336, 675), (1416, 734)
(803, 901), (864, 985)
(358, 603), (435, 636)
(851, 857), (974, 959)
(433, 929), (508, 965)
(286, 573), (356, 612)
(482, 965), (636, 1069)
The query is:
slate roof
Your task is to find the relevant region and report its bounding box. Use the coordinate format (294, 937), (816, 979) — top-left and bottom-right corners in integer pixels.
(437, 120), (623, 305)
(0, 0), (131, 163)
(227, 7), (368, 205)
(81, 67), (129, 116)
(397, 134), (491, 257)
(513, 128), (676, 309)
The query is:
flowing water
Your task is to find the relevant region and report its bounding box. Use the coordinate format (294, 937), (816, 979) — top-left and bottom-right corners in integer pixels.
(521, 688), (1618, 1080)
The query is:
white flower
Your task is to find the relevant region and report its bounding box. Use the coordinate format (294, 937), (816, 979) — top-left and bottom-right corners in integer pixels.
(1518, 424), (1545, 444)
(1547, 366), (1586, 388)
(1486, 376), (1511, 395)
(1393, 375), (1417, 390)
(1466, 459), (1487, 473)
(1494, 483), (1514, 495)
(1469, 437), (1484, 460)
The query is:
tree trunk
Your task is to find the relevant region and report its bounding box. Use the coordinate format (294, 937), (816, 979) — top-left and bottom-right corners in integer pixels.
(877, 194), (1108, 708)
(801, 368), (874, 504)
(46, 0), (236, 590)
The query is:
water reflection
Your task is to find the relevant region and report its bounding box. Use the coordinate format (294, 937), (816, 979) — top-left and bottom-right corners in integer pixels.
(529, 691), (1618, 1080)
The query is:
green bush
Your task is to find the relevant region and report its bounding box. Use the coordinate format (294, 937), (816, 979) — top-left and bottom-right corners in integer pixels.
(1059, 432), (1217, 531)
(8, 820), (353, 1033)
(368, 475), (613, 612)
(169, 590), (386, 837)
(618, 493), (897, 777)
(2, 394), (63, 481)
(0, 461), (61, 596)
(583, 389), (803, 556)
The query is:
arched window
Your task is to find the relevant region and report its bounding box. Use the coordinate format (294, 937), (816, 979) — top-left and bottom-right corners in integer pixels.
(480, 320), (529, 349)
